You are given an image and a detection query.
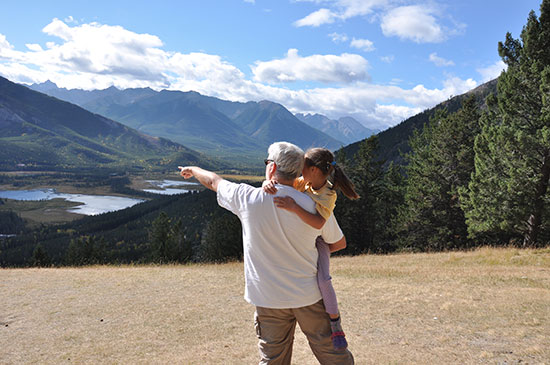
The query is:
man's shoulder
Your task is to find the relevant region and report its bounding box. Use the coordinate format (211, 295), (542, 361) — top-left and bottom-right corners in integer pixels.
(275, 184), (316, 212)
(219, 180), (261, 196)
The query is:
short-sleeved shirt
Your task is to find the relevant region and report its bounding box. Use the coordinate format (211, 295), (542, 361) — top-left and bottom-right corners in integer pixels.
(217, 179), (344, 308)
(293, 177), (337, 220)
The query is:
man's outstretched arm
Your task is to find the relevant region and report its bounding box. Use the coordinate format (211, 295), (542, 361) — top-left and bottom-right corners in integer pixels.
(179, 166), (222, 192)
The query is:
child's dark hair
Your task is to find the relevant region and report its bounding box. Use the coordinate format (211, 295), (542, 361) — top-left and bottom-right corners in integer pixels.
(304, 148), (360, 200)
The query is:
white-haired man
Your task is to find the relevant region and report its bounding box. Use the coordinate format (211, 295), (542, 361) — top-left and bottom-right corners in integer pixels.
(179, 142), (354, 364)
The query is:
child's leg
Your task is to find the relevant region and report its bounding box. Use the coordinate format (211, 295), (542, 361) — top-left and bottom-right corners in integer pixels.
(316, 236), (338, 316)
(316, 236), (347, 351)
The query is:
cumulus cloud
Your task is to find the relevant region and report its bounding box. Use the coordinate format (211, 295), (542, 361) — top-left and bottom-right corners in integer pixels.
(477, 60), (506, 82)
(294, 8), (338, 27)
(25, 43), (44, 52)
(270, 76), (477, 129)
(294, 0), (389, 27)
(0, 19), (480, 130)
(381, 5), (445, 43)
(429, 52), (455, 67)
(350, 38), (375, 52)
(328, 32), (348, 43)
(381, 55), (394, 63)
(252, 48), (369, 84)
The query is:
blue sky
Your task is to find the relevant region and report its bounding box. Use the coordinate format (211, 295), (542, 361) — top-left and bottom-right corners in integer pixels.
(0, 0), (542, 130)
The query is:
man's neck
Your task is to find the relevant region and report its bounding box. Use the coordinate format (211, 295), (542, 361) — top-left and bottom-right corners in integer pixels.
(276, 178), (295, 187)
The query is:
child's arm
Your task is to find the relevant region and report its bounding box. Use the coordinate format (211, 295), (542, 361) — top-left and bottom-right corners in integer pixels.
(262, 179), (278, 194)
(273, 196), (326, 229)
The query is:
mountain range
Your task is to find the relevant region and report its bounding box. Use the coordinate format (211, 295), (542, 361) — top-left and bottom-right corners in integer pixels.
(29, 82), (349, 161)
(295, 113), (378, 145)
(0, 76), (217, 171)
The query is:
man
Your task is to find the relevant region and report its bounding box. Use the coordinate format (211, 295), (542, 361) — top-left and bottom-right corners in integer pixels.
(179, 141), (354, 364)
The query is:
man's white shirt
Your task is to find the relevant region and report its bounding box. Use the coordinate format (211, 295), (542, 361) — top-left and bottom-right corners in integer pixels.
(217, 180), (343, 308)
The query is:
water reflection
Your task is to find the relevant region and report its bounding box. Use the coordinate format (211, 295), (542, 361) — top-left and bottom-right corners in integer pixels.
(143, 180), (198, 195)
(0, 189), (144, 216)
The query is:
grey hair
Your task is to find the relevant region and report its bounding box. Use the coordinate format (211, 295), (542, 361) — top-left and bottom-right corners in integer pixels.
(267, 142), (304, 181)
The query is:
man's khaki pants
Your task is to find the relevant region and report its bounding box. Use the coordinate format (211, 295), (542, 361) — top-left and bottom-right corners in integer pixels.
(254, 300), (354, 365)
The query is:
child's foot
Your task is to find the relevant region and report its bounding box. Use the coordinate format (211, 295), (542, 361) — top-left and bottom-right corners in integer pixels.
(330, 316), (348, 351)
(331, 331), (348, 351)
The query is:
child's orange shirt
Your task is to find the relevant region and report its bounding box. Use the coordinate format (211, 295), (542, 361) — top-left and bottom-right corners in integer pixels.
(293, 176), (336, 220)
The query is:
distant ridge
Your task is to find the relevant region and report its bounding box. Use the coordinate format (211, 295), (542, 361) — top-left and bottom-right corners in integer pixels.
(29, 82), (344, 162)
(0, 76), (218, 171)
(295, 113), (378, 145)
(340, 78), (499, 165)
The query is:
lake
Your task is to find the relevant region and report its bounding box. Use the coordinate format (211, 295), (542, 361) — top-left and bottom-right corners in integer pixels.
(0, 189), (144, 216)
(0, 180), (198, 216)
(142, 179), (198, 195)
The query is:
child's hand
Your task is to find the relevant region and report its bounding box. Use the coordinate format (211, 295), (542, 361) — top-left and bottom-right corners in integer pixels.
(262, 179), (278, 194)
(273, 196), (298, 212)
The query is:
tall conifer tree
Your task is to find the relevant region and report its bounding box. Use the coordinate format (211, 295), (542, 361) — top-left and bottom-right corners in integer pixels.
(397, 96), (481, 251)
(463, 1), (550, 246)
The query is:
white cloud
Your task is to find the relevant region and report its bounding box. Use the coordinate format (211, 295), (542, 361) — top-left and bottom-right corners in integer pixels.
(294, 8), (338, 27)
(294, 0), (389, 27)
(429, 52), (455, 67)
(25, 43), (43, 52)
(328, 32), (348, 43)
(0, 19), (480, 131)
(381, 5), (445, 43)
(243, 0), (255, 4)
(477, 60), (506, 82)
(64, 16), (77, 24)
(252, 48), (369, 84)
(350, 38), (375, 52)
(0, 34), (15, 59)
(381, 55), (394, 63)
(270, 76), (477, 129)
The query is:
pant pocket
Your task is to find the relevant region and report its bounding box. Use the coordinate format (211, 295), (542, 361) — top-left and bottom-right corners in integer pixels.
(254, 313), (261, 338)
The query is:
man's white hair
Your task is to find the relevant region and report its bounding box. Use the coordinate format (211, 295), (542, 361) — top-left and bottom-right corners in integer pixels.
(268, 142), (304, 181)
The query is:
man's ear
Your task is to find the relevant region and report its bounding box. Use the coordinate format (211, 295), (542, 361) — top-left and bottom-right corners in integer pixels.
(269, 162), (277, 177)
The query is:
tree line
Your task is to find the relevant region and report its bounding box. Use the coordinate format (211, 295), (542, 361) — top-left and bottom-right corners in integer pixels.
(337, 2), (550, 253)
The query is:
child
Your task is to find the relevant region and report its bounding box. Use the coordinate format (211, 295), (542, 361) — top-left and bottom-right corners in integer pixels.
(263, 147), (359, 351)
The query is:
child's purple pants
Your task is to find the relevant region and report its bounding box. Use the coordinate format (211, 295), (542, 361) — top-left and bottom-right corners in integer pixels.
(316, 236), (339, 315)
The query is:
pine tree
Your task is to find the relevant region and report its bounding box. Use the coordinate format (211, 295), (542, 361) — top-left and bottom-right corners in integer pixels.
(335, 135), (387, 253)
(31, 243), (51, 267)
(198, 212), (242, 262)
(397, 96), (481, 251)
(149, 212), (193, 263)
(463, 2), (550, 246)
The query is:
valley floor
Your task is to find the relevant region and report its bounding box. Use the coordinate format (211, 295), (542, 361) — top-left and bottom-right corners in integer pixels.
(1, 247), (549, 364)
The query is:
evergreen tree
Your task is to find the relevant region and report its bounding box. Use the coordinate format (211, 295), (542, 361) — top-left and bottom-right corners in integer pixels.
(397, 96), (481, 251)
(150, 212), (172, 263)
(65, 235), (107, 265)
(198, 212), (242, 262)
(379, 161), (405, 251)
(335, 135), (387, 253)
(0, 211), (25, 234)
(149, 212), (192, 263)
(463, 2), (550, 246)
(31, 243), (51, 267)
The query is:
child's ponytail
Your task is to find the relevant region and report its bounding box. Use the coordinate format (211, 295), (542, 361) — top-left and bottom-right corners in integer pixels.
(331, 163), (360, 200)
(305, 148), (360, 200)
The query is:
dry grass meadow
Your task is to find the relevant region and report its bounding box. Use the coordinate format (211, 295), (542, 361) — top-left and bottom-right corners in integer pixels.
(1, 247), (549, 364)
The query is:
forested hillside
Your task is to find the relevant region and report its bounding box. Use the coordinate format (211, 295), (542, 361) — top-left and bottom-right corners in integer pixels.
(0, 77), (219, 172)
(0, 186), (243, 266)
(333, 1), (550, 253)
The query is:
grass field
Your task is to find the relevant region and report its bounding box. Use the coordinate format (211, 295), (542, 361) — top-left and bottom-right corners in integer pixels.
(1, 247), (549, 364)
